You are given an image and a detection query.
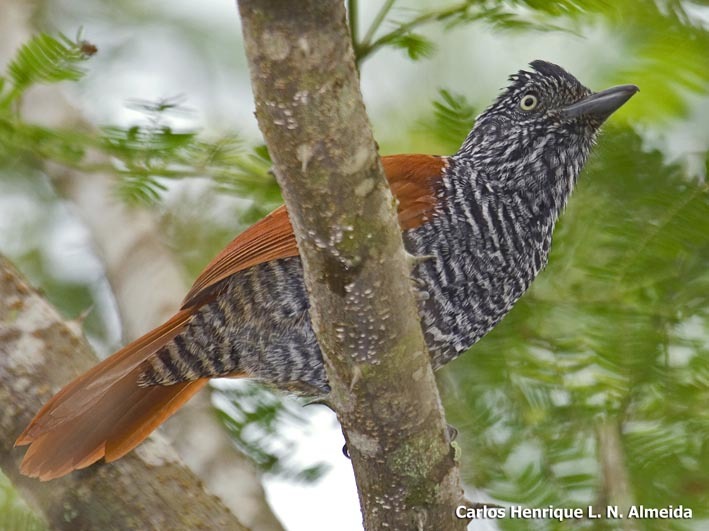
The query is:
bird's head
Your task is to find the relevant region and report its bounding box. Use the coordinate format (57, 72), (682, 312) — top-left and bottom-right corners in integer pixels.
(458, 60), (638, 195)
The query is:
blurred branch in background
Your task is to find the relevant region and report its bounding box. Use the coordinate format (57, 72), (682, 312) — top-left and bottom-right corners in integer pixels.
(0, 0), (707, 529)
(597, 420), (638, 531)
(0, 255), (248, 531)
(0, 7), (283, 529)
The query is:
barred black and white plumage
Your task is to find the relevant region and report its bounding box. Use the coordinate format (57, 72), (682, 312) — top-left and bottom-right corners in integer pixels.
(18, 60), (637, 480)
(140, 258), (329, 395)
(139, 61), (636, 394)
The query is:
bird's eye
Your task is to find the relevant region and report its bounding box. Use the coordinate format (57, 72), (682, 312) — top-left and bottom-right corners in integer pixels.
(519, 94), (538, 111)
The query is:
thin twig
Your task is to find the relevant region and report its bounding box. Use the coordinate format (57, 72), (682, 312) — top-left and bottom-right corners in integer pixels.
(347, 0), (358, 46)
(357, 1), (473, 63)
(360, 0), (397, 50)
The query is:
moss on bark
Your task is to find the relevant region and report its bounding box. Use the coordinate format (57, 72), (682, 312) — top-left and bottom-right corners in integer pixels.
(237, 1), (466, 529)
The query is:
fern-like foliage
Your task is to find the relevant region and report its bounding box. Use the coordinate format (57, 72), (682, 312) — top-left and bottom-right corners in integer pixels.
(436, 101), (709, 527)
(351, 0), (709, 125)
(0, 96), (279, 212)
(0, 32), (93, 107)
(599, 2), (709, 120)
(388, 32), (437, 60)
(421, 89), (478, 151)
(97, 97), (278, 207)
(0, 36), (278, 211)
(352, 1), (576, 64)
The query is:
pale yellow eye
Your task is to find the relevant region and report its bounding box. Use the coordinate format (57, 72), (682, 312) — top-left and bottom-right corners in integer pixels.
(520, 94), (538, 111)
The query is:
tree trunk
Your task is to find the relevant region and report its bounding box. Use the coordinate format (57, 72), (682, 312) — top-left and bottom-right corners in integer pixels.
(0, 0), (284, 525)
(597, 420), (639, 530)
(236, 2), (466, 529)
(0, 256), (249, 531)
(48, 157), (284, 531)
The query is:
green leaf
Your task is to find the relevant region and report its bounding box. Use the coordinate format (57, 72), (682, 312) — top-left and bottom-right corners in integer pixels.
(214, 382), (329, 481)
(6, 33), (92, 98)
(388, 33), (436, 60)
(420, 89), (477, 152)
(115, 173), (168, 206)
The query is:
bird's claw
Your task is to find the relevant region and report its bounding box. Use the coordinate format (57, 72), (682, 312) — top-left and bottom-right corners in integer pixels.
(405, 251), (436, 268)
(409, 275), (430, 302)
(447, 423), (458, 441)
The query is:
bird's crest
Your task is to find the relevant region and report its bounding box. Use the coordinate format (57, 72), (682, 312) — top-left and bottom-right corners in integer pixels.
(506, 60), (590, 97)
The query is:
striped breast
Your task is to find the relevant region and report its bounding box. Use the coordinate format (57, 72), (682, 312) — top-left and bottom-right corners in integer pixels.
(139, 158), (556, 394)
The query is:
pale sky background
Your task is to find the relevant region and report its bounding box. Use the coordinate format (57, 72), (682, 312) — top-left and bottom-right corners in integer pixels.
(2, 0), (708, 529)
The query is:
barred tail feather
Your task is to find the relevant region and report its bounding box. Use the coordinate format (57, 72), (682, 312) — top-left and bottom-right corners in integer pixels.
(15, 310), (207, 481)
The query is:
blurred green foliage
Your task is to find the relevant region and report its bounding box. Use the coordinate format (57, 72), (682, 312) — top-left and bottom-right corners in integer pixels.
(0, 34), (279, 208)
(351, 0), (575, 63)
(0, 473), (46, 530)
(442, 124), (709, 529)
(0, 32), (89, 108)
(214, 382), (329, 482)
(1, 0), (708, 529)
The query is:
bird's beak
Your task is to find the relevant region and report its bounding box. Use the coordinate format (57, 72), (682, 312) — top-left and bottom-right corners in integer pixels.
(560, 84), (639, 122)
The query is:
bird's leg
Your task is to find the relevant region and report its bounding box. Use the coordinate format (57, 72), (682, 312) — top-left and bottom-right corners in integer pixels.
(302, 395), (333, 408)
(303, 396), (351, 457)
(409, 274), (430, 302)
(405, 252), (434, 302)
(404, 250), (436, 268)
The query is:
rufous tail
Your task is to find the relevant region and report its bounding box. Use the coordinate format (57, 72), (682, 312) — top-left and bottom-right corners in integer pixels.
(15, 310), (207, 481)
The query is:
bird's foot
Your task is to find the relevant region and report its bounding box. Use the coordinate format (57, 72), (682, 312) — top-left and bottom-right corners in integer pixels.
(302, 395), (335, 412)
(405, 251), (436, 269)
(409, 275), (430, 301)
(303, 396), (328, 406)
(413, 286), (430, 302)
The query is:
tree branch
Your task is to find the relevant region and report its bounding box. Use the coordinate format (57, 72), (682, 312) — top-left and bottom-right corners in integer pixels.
(236, 1), (465, 529)
(356, 1), (470, 63)
(48, 154), (284, 531)
(1, 0), (283, 523)
(357, 0), (396, 60)
(0, 255), (249, 531)
(597, 419), (639, 530)
(347, 0), (358, 52)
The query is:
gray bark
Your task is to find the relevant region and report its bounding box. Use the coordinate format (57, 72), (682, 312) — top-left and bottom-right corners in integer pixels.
(49, 159), (284, 531)
(0, 255), (248, 531)
(0, 0), (283, 525)
(237, 1), (466, 529)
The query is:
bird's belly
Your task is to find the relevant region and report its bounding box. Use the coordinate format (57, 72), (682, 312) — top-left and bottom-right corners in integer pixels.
(141, 257), (330, 395)
(405, 226), (546, 368)
(414, 263), (529, 368)
(148, 228), (546, 396)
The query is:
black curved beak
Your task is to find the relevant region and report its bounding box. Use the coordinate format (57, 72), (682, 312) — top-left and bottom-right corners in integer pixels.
(560, 84), (639, 122)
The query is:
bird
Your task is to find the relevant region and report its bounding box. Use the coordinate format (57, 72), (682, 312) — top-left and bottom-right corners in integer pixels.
(16, 60), (638, 480)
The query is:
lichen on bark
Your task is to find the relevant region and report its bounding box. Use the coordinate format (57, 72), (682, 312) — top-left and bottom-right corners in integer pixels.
(0, 256), (248, 531)
(236, 1), (466, 529)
